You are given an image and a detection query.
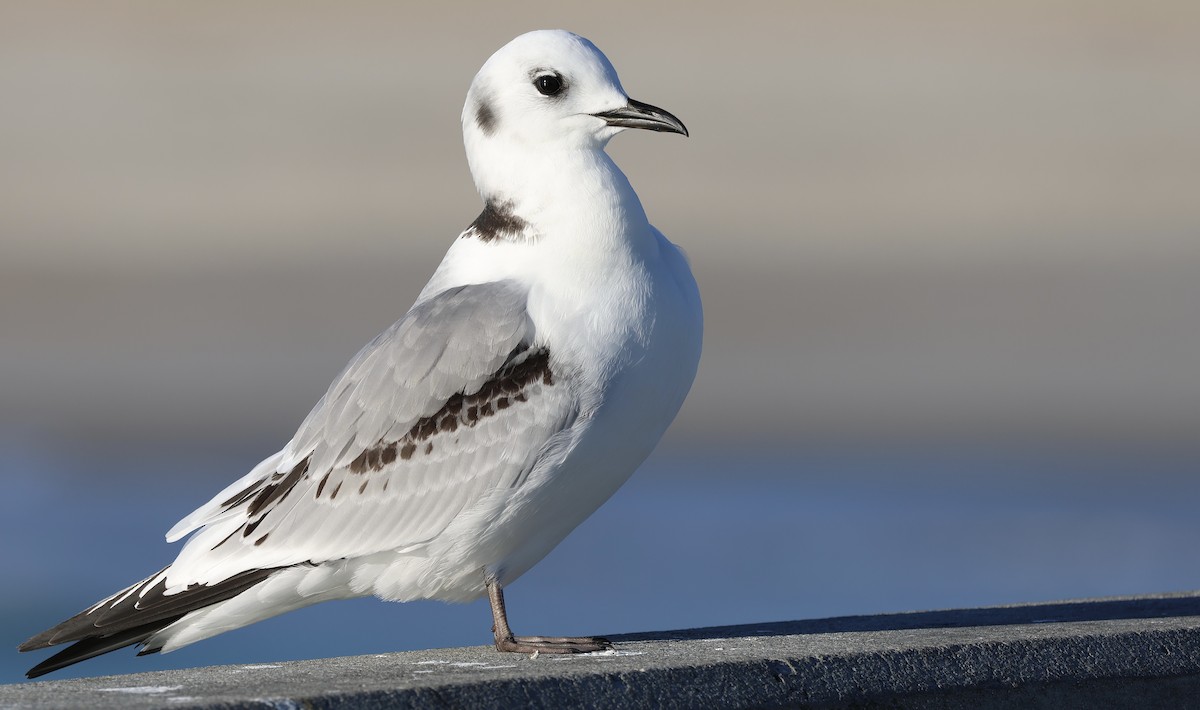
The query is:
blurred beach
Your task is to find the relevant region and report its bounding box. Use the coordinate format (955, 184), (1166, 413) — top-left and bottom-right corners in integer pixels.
(2, 0), (1199, 683)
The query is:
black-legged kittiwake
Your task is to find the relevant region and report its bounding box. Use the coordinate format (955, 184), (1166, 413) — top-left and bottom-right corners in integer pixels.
(20, 29), (702, 678)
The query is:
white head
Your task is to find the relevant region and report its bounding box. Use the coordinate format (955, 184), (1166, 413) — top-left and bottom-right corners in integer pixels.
(462, 30), (686, 203)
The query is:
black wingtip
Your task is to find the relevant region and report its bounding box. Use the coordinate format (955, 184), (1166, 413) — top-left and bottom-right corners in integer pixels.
(18, 616), (94, 653)
(19, 565), (283, 678)
(18, 637), (50, 654)
(24, 621), (167, 679)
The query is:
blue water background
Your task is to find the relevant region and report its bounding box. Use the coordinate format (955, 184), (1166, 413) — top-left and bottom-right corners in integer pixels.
(3, 441), (1198, 684)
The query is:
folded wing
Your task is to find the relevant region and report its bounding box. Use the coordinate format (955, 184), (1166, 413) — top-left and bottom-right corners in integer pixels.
(165, 280), (579, 588)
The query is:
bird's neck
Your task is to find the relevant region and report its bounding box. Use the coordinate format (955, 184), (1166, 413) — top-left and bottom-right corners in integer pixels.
(466, 140), (652, 251)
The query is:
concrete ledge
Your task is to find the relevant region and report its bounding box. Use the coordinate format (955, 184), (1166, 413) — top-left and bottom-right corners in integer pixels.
(4, 593), (1200, 709)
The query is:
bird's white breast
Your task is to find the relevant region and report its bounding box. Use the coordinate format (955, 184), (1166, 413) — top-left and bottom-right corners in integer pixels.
(369, 219), (701, 601)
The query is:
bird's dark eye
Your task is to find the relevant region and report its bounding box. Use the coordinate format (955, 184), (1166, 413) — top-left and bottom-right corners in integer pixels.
(534, 74), (563, 97)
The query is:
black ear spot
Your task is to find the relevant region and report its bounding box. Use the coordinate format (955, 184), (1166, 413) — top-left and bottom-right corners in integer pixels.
(475, 98), (497, 136)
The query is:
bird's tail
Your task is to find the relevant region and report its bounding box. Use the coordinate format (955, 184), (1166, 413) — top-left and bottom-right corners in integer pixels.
(18, 566), (278, 679)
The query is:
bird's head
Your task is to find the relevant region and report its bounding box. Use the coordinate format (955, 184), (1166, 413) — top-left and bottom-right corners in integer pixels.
(462, 30), (687, 155)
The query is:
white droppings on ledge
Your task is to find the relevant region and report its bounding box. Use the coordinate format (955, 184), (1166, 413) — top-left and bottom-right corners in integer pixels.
(97, 686), (183, 694)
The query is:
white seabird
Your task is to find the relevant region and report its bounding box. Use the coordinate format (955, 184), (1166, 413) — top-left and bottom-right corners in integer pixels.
(20, 29), (702, 678)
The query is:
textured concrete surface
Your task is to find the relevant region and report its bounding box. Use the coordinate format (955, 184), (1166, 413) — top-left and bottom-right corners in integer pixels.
(5, 593), (1200, 709)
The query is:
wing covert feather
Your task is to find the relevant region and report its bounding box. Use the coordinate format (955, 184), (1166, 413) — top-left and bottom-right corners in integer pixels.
(167, 281), (579, 587)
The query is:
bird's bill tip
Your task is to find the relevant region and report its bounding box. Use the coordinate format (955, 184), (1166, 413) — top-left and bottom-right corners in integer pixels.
(593, 98), (688, 137)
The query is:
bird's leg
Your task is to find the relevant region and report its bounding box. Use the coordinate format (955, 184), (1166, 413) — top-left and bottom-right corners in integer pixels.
(487, 579), (612, 654)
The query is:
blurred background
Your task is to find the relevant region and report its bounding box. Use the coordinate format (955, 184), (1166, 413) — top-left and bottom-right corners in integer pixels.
(3, 0), (1199, 683)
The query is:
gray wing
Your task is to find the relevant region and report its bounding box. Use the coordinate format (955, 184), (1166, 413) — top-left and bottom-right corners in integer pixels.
(165, 280), (579, 586)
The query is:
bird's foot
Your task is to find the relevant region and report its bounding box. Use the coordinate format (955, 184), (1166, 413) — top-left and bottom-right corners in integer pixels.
(494, 633), (612, 654)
